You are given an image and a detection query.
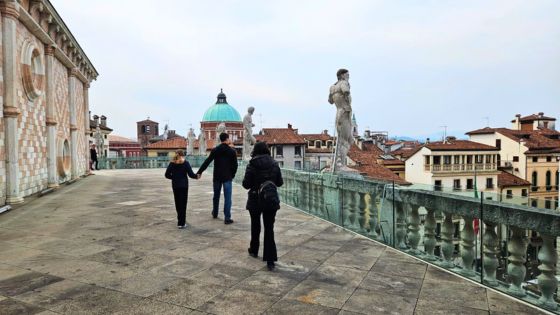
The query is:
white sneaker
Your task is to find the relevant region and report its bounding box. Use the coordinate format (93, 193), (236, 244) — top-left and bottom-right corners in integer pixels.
(177, 225), (186, 229)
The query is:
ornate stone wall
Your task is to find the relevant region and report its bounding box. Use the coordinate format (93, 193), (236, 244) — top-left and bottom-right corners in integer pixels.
(0, 14), (4, 205)
(74, 78), (87, 175)
(16, 23), (47, 196)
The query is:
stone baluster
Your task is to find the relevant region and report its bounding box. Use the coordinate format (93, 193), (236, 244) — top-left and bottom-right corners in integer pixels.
(395, 202), (407, 249)
(423, 208), (437, 261)
(368, 192), (379, 239)
(459, 217), (476, 277)
(406, 204), (421, 254)
(537, 234), (558, 310)
(318, 182), (325, 218)
(482, 222), (499, 287)
(310, 179), (317, 214)
(357, 192), (367, 233)
(507, 227), (527, 297)
(440, 212), (455, 268)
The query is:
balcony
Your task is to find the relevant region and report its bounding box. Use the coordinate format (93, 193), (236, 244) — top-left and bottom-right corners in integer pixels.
(424, 163), (497, 173)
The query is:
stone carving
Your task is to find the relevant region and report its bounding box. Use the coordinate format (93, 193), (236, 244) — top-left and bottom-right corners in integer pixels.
(215, 122), (226, 147)
(187, 128), (196, 155)
(328, 69), (354, 173)
(243, 107), (256, 160)
(198, 129), (206, 155)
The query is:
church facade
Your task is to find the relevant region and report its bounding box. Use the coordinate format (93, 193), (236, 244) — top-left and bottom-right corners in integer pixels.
(0, 0), (97, 205)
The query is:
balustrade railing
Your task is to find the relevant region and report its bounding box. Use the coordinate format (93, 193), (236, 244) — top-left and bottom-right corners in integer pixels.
(97, 156), (208, 169)
(232, 162), (560, 313)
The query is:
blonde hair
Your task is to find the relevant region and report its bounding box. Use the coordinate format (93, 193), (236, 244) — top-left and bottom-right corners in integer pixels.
(172, 149), (185, 163)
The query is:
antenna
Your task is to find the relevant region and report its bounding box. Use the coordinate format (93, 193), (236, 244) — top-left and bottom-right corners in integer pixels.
(439, 125), (447, 142)
(258, 113), (263, 132)
(483, 116), (489, 127)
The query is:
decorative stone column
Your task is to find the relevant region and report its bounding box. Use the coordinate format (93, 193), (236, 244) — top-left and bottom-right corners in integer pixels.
(538, 234), (558, 310)
(459, 217), (476, 277)
(1, 1), (23, 204)
(83, 83), (90, 174)
(45, 45), (58, 188)
(422, 208), (437, 261)
(68, 68), (78, 179)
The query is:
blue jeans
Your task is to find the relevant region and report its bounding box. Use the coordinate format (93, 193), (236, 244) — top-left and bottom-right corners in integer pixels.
(213, 180), (232, 220)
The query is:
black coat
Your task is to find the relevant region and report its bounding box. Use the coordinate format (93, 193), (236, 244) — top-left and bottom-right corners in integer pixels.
(242, 154), (283, 211)
(197, 143), (238, 181)
(165, 160), (197, 189)
(90, 149), (98, 160)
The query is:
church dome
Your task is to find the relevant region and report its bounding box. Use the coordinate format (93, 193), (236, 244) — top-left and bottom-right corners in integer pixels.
(202, 89), (242, 122)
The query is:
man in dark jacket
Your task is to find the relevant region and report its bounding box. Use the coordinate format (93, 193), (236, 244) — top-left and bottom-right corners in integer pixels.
(90, 144), (98, 170)
(197, 133), (238, 224)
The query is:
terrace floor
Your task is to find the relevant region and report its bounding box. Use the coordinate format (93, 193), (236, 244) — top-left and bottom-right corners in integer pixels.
(0, 169), (547, 315)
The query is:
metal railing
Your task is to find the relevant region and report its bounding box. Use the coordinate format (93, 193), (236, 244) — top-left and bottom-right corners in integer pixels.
(97, 156), (208, 169)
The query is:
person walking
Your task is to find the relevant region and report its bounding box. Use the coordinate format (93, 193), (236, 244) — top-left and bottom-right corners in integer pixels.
(165, 149), (199, 229)
(90, 144), (99, 170)
(242, 142), (283, 270)
(197, 133), (238, 224)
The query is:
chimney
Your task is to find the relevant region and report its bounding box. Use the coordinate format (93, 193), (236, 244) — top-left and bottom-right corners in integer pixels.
(538, 112), (544, 117)
(446, 136), (456, 143)
(287, 123), (292, 129)
(93, 115), (99, 126)
(323, 129), (328, 135)
(100, 115), (107, 127)
(426, 138), (430, 144)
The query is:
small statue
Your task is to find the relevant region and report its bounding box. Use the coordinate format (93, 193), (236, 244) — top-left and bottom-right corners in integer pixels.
(94, 125), (104, 157)
(328, 69), (354, 173)
(243, 107), (256, 160)
(198, 129), (206, 155)
(187, 128), (196, 155)
(215, 122), (227, 147)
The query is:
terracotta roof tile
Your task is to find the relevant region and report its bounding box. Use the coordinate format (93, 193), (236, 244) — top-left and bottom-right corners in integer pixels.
(256, 128), (306, 145)
(108, 135), (137, 143)
(145, 137), (214, 150)
(510, 114), (556, 123)
(301, 133), (334, 141)
(425, 140), (498, 151)
(467, 128), (560, 153)
(347, 144), (409, 184)
(498, 172), (531, 188)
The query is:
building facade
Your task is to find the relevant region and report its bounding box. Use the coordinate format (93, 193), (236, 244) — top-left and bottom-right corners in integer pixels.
(108, 135), (141, 158)
(468, 113), (560, 209)
(256, 124), (305, 169)
(405, 140), (501, 197)
(136, 118), (159, 151)
(0, 0), (97, 205)
(301, 130), (335, 170)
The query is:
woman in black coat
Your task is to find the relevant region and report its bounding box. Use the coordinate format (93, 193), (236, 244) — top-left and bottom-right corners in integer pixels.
(242, 142), (283, 270)
(165, 149), (199, 229)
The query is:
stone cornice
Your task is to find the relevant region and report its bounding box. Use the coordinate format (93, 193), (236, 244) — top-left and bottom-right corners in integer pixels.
(16, 0), (98, 83)
(44, 44), (55, 56)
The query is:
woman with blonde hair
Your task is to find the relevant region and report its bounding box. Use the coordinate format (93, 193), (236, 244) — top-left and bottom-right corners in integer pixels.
(165, 149), (199, 229)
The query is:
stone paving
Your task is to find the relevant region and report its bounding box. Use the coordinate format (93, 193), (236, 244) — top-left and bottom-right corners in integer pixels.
(0, 169), (547, 315)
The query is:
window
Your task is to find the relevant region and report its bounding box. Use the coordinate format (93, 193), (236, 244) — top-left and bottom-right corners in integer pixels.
(547, 156), (552, 162)
(315, 141), (321, 148)
(295, 146), (302, 157)
(425, 156), (431, 165)
(531, 172), (538, 191)
(453, 156), (460, 164)
(104, 135), (107, 139)
(443, 155), (451, 165)
(453, 179), (461, 190)
(495, 139), (501, 149)
(556, 171), (559, 189)
(545, 199), (552, 209)
(531, 199), (537, 207)
(146, 125), (150, 133)
(327, 141), (333, 149)
(157, 152), (167, 157)
(466, 155), (473, 164)
(276, 146), (283, 157)
(295, 161), (302, 169)
(433, 156), (441, 165)
(476, 155), (483, 164)
(466, 179), (474, 190)
(506, 190), (513, 199)
(486, 178), (493, 189)
(532, 157), (538, 162)
(513, 156), (519, 162)
(434, 180), (442, 191)
(546, 171), (552, 190)
(485, 155), (492, 163)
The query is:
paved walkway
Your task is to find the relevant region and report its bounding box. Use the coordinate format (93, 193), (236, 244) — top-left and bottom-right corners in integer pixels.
(0, 169), (546, 314)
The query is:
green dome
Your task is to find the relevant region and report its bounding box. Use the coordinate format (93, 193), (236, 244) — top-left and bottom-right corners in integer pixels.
(202, 89), (242, 122)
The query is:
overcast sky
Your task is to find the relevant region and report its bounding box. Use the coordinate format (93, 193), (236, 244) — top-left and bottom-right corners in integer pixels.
(52, 0), (560, 140)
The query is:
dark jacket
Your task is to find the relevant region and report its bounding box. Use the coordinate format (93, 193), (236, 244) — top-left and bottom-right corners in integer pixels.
(242, 154), (283, 211)
(90, 149), (98, 160)
(165, 160), (197, 189)
(197, 143), (238, 181)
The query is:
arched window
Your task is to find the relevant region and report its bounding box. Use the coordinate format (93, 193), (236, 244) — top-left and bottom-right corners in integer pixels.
(546, 171), (552, 190)
(532, 171), (538, 191)
(555, 170), (559, 189)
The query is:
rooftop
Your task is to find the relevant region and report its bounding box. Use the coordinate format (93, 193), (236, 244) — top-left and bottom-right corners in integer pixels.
(467, 127), (560, 153)
(424, 140), (498, 151)
(498, 171), (531, 188)
(0, 169), (544, 314)
(257, 126), (306, 145)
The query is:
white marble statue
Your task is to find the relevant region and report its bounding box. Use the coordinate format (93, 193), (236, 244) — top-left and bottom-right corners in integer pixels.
(198, 129), (206, 155)
(243, 107), (256, 160)
(328, 68), (354, 173)
(94, 125), (104, 157)
(215, 123), (227, 147)
(187, 128), (196, 156)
